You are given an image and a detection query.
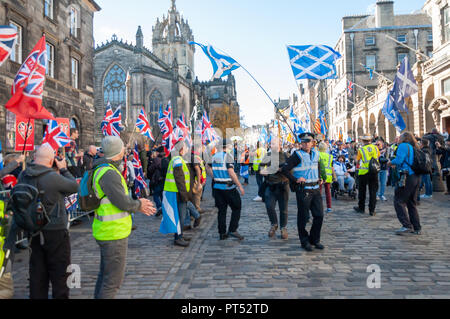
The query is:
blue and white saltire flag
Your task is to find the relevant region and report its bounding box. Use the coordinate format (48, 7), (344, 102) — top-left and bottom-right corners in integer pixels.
(382, 89), (406, 133)
(319, 111), (328, 136)
(363, 65), (375, 80)
(240, 164), (249, 180)
(294, 122), (305, 135)
(190, 42), (240, 79)
(287, 45), (341, 80)
(160, 191), (181, 235)
(393, 57), (418, 113)
(259, 126), (269, 143)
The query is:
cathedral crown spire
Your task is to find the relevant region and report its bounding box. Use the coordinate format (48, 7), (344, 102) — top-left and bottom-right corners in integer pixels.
(170, 0), (176, 12)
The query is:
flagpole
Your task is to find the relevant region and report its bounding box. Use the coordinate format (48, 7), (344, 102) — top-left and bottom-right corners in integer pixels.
(352, 81), (375, 96)
(213, 46), (298, 142)
(384, 34), (430, 61)
(359, 63), (393, 84)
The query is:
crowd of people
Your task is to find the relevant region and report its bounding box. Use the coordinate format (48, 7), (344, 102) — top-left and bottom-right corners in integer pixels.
(0, 126), (449, 299)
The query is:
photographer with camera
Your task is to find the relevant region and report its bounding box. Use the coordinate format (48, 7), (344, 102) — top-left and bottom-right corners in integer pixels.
(436, 138), (450, 195)
(16, 145), (79, 299)
(388, 132), (422, 236)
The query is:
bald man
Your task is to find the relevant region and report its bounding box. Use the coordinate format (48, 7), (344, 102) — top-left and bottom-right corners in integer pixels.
(17, 144), (79, 299)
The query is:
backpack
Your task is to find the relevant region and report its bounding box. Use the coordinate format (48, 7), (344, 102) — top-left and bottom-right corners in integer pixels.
(407, 146), (432, 175)
(369, 157), (381, 176)
(9, 173), (51, 234)
(78, 164), (109, 212)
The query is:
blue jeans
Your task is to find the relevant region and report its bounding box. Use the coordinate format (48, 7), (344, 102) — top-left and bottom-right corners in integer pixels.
(337, 175), (355, 191)
(422, 174), (432, 196)
(184, 202), (200, 226)
(153, 182), (164, 210)
(378, 170), (388, 197)
(256, 172), (264, 194)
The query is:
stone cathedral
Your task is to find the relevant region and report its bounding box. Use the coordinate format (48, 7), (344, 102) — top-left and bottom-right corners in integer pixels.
(93, 0), (239, 143)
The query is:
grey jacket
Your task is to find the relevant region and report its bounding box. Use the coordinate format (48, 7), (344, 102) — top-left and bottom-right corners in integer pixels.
(18, 163), (79, 231)
(93, 158), (142, 213)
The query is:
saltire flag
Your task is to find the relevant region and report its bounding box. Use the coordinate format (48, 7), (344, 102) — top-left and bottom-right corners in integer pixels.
(101, 102), (114, 136)
(319, 111), (328, 136)
(160, 191), (181, 235)
(363, 65), (374, 80)
(190, 42), (240, 79)
(132, 143), (148, 198)
(259, 126), (269, 143)
(294, 122), (305, 135)
(314, 118), (321, 134)
(0, 26), (18, 66)
(382, 88), (406, 133)
(174, 113), (192, 148)
(110, 106), (124, 137)
(136, 108), (155, 141)
(158, 102), (174, 156)
(287, 45), (341, 80)
(240, 164), (249, 180)
(0, 139), (3, 170)
(42, 120), (71, 151)
(289, 105), (300, 126)
(5, 35), (55, 120)
(202, 111), (220, 145)
(393, 56), (418, 113)
(347, 80), (354, 97)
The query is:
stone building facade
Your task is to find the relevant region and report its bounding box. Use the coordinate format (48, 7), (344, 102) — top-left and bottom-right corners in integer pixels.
(0, 0), (100, 151)
(93, 0), (240, 143)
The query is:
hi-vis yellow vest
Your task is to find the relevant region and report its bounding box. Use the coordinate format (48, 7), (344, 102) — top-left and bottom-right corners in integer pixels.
(0, 200), (6, 274)
(93, 164), (132, 241)
(195, 155), (207, 183)
(358, 144), (379, 176)
(253, 148), (266, 172)
(319, 152), (334, 183)
(164, 156), (190, 193)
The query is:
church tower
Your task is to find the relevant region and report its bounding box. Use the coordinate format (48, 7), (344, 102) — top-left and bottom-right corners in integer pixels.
(152, 0), (195, 81)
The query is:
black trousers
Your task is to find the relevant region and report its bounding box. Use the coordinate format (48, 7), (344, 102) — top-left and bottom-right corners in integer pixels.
(214, 188), (242, 235)
(29, 229), (71, 299)
(295, 189), (324, 246)
(394, 174), (421, 231)
(358, 173), (379, 212)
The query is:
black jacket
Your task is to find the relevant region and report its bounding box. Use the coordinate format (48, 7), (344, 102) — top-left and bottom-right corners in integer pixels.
(18, 163), (79, 231)
(437, 146), (450, 169)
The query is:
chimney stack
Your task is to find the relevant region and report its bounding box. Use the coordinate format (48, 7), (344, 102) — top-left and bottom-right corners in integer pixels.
(375, 1), (394, 27)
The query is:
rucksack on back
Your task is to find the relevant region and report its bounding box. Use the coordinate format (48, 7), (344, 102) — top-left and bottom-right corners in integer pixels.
(9, 175), (50, 234)
(78, 164), (109, 212)
(408, 146), (432, 175)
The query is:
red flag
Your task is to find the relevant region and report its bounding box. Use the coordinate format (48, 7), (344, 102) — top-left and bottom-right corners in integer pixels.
(5, 35), (55, 120)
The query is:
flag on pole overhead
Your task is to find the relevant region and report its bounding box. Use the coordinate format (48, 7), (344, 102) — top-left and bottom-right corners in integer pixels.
(174, 113), (192, 148)
(363, 65), (374, 80)
(202, 111), (220, 145)
(132, 143), (148, 198)
(347, 80), (354, 97)
(287, 45), (341, 80)
(314, 118), (321, 134)
(190, 42), (240, 79)
(110, 106), (124, 137)
(393, 56), (418, 113)
(101, 102), (114, 136)
(158, 102), (175, 156)
(6, 35), (54, 120)
(0, 26), (18, 66)
(319, 111), (328, 136)
(42, 120), (71, 151)
(136, 108), (155, 141)
(382, 88), (406, 133)
(259, 127), (269, 143)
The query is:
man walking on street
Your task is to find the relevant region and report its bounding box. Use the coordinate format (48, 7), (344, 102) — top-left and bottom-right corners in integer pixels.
(93, 136), (156, 299)
(354, 135), (380, 216)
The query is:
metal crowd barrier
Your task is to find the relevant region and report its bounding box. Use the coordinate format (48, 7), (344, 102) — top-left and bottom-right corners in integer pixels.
(0, 190), (92, 246)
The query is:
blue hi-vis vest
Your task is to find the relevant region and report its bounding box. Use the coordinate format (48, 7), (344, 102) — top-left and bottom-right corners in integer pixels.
(212, 152), (235, 190)
(293, 149), (320, 190)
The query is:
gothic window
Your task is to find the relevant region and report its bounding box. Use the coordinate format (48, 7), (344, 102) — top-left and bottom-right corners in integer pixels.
(149, 90), (163, 124)
(103, 65), (126, 107)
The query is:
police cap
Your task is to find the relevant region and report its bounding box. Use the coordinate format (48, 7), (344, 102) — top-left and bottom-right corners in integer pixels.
(299, 132), (315, 143)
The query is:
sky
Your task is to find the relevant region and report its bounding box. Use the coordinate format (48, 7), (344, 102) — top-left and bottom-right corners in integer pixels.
(93, 0), (427, 127)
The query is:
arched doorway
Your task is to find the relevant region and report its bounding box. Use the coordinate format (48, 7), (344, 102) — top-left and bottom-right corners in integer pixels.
(369, 113), (376, 136)
(424, 84), (435, 133)
(357, 117), (364, 139)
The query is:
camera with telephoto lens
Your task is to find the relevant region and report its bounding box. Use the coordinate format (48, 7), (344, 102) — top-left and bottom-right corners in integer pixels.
(398, 169), (409, 188)
(52, 156), (63, 169)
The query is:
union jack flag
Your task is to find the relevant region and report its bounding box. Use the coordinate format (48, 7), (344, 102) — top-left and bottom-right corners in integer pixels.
(110, 106), (124, 137)
(158, 102), (174, 156)
(6, 35), (54, 120)
(202, 111), (220, 145)
(0, 26), (17, 66)
(173, 113), (192, 148)
(42, 120), (71, 151)
(347, 80), (354, 97)
(132, 143), (147, 198)
(136, 108), (155, 141)
(101, 102), (114, 136)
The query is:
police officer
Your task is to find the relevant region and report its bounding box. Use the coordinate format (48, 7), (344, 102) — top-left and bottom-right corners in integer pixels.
(207, 139), (245, 241)
(282, 133), (324, 252)
(354, 135), (380, 216)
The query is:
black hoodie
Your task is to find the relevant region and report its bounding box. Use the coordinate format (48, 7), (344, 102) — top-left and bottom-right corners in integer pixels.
(18, 163), (79, 231)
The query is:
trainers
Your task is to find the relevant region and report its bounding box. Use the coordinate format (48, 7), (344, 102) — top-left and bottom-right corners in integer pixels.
(395, 227), (413, 236)
(253, 196), (263, 202)
(420, 194), (432, 199)
(228, 231), (245, 240)
(174, 238), (190, 247)
(268, 225), (278, 238)
(326, 208), (333, 214)
(353, 207), (365, 214)
(380, 196), (387, 201)
(281, 228), (288, 240)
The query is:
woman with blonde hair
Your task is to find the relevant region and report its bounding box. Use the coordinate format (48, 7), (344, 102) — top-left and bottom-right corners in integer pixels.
(388, 131), (422, 236)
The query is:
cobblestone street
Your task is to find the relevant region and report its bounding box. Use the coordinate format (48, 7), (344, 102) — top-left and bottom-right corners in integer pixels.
(11, 176), (450, 299)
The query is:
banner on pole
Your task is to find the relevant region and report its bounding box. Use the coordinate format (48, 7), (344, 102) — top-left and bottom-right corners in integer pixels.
(56, 118), (70, 137)
(15, 117), (35, 152)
